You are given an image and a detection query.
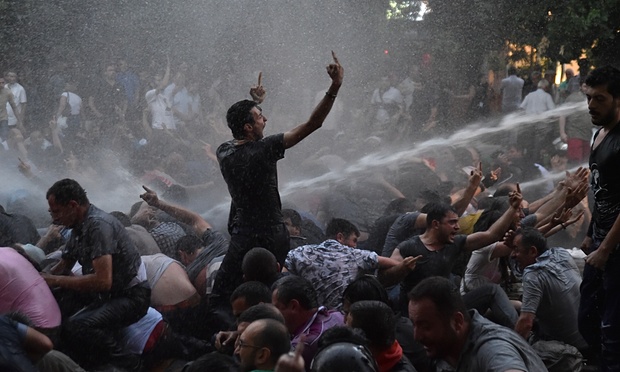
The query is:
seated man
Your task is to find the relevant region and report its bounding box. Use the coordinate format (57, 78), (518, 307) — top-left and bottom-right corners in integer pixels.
(141, 253), (200, 331)
(512, 227), (588, 351)
(235, 318), (291, 372)
(285, 218), (418, 309)
(271, 275), (344, 368)
(42, 179), (150, 369)
(408, 276), (546, 371)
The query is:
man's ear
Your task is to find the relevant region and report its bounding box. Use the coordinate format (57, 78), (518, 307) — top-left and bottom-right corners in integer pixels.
(335, 232), (345, 243)
(452, 311), (466, 335)
(256, 347), (271, 365)
(431, 220), (440, 229)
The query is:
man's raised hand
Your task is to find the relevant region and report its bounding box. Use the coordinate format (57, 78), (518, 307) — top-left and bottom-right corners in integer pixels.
(250, 71), (266, 104)
(326, 51), (344, 86)
(140, 185), (160, 207)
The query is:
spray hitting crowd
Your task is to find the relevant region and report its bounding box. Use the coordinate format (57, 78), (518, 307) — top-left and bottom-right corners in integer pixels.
(2, 52), (620, 372)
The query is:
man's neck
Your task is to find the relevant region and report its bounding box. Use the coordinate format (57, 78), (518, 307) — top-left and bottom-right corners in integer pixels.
(420, 231), (446, 250)
(446, 323), (469, 367)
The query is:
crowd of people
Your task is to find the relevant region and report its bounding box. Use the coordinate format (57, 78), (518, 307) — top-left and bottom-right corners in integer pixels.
(1, 50), (620, 372)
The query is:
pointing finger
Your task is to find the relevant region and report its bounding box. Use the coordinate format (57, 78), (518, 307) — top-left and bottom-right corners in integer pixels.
(516, 183), (521, 194)
(258, 71), (262, 86)
(142, 185), (153, 193)
(331, 50), (339, 65)
(478, 161), (482, 172)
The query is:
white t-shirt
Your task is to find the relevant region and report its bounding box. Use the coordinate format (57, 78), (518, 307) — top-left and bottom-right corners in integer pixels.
(6, 83), (26, 126)
(520, 88), (555, 115)
(371, 87), (403, 124)
(61, 92), (82, 116)
(120, 307), (163, 354)
(145, 89), (175, 130)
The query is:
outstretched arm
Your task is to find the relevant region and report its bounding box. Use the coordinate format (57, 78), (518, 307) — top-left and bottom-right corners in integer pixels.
(140, 185), (212, 235)
(283, 51), (344, 149)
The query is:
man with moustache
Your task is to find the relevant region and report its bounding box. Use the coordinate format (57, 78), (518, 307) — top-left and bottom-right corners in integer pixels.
(579, 65), (620, 370)
(211, 52), (344, 306)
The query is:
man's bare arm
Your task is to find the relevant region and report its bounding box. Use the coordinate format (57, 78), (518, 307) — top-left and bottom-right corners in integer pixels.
(42, 255), (113, 292)
(283, 51), (343, 149)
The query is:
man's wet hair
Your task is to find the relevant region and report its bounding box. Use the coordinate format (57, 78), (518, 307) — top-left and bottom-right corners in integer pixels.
(424, 202), (456, 227)
(227, 100), (259, 140)
(585, 65), (620, 98)
(408, 276), (470, 323)
(242, 247), (279, 286)
(282, 209), (302, 229)
(271, 275), (318, 310)
(507, 65), (517, 76)
(110, 211), (132, 227)
(230, 281), (271, 306)
(46, 179), (89, 206)
(176, 234), (203, 254)
(325, 218), (360, 239)
(349, 301), (396, 349)
(342, 275), (390, 307)
(515, 227), (548, 256)
(238, 303), (285, 325)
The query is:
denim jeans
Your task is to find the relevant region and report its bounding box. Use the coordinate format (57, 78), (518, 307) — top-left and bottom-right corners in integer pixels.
(579, 239), (620, 371)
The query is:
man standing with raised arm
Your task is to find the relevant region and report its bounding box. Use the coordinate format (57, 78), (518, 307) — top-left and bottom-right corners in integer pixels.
(211, 52), (344, 305)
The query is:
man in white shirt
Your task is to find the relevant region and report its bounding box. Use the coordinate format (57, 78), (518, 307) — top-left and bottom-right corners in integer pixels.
(5, 71), (26, 132)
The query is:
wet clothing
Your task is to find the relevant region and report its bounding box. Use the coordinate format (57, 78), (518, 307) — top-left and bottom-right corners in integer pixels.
(212, 133), (290, 299)
(291, 306), (344, 369)
(433, 310), (547, 371)
(381, 212), (422, 257)
(285, 239), (380, 309)
(62, 204), (142, 294)
(396, 235), (467, 312)
(0, 248), (61, 329)
(522, 248), (587, 350)
(185, 229), (228, 284)
(501, 75), (524, 112)
(579, 122), (620, 370)
(58, 204), (150, 368)
(0, 316), (38, 372)
(150, 221), (186, 259)
(0, 211), (40, 246)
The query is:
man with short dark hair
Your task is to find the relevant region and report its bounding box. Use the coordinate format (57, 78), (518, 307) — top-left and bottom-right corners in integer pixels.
(579, 65), (620, 370)
(230, 281), (272, 318)
(408, 276), (546, 371)
(511, 227), (587, 351)
(212, 53), (344, 307)
(41, 178), (149, 368)
(272, 275), (343, 367)
(285, 218), (418, 309)
(235, 318), (291, 372)
(391, 191), (522, 314)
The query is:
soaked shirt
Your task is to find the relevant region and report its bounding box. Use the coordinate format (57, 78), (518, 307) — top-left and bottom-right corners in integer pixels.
(217, 133), (285, 230)
(521, 248), (587, 349)
(62, 204), (142, 294)
(397, 235), (467, 311)
(285, 239), (379, 309)
(590, 124), (620, 241)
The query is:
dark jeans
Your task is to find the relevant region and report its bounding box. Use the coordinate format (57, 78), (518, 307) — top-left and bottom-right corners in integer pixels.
(211, 223), (290, 299)
(207, 223), (289, 335)
(57, 283), (150, 368)
(579, 240), (620, 371)
(463, 283), (518, 328)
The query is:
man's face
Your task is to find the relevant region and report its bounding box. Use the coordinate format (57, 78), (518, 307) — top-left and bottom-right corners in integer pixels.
(436, 211), (460, 243)
(235, 324), (262, 372)
(248, 107), (267, 140)
(47, 195), (79, 227)
(117, 60), (128, 72)
(6, 73), (17, 84)
(339, 232), (359, 248)
(0, 78), (5, 87)
(283, 218), (300, 237)
(104, 65), (116, 79)
(231, 297), (249, 319)
(584, 84), (620, 127)
(511, 234), (537, 270)
(408, 298), (458, 359)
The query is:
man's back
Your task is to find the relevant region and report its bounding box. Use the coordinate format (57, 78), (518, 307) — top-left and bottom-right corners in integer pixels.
(522, 248), (587, 349)
(520, 89), (555, 115)
(285, 239), (379, 309)
(501, 75), (524, 112)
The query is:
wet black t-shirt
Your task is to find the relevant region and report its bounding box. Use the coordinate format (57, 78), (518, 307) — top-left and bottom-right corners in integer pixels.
(397, 234), (467, 309)
(217, 133), (286, 230)
(590, 124), (620, 240)
(62, 205), (141, 294)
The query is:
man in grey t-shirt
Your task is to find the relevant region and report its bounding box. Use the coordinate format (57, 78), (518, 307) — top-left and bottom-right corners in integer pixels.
(512, 227), (588, 351)
(409, 276), (547, 372)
